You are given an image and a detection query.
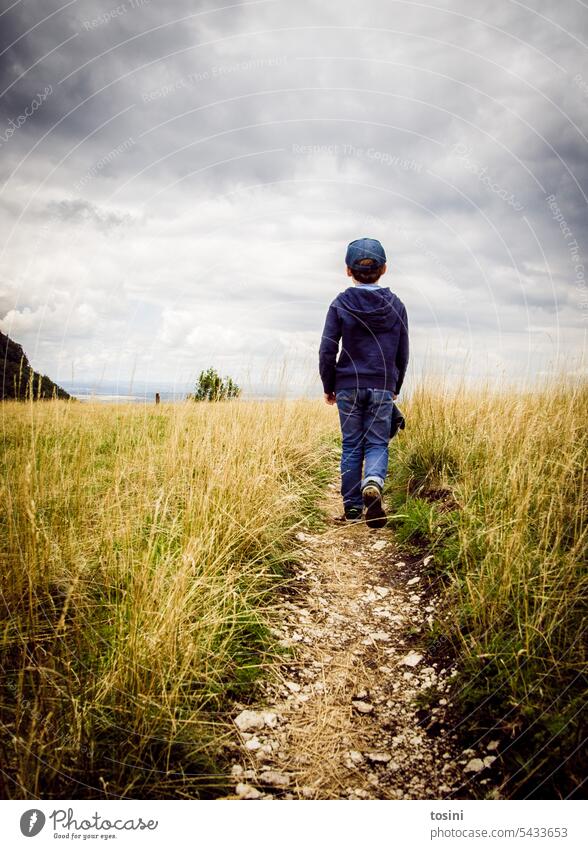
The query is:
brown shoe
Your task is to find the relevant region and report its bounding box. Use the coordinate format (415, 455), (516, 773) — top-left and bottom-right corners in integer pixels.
(362, 484), (386, 529)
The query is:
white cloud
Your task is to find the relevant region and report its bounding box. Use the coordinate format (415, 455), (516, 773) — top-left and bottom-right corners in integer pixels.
(0, 0), (586, 389)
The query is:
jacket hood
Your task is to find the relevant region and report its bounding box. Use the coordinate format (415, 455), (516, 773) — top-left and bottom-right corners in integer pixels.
(335, 286), (403, 332)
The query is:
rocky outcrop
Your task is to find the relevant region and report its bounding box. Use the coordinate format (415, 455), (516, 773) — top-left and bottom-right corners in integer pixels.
(0, 331), (70, 400)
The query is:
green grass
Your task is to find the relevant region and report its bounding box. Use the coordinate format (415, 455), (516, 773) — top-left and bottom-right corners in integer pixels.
(0, 398), (336, 799)
(386, 380), (588, 798)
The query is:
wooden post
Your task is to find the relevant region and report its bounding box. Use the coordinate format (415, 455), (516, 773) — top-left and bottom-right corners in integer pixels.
(155, 392), (160, 405)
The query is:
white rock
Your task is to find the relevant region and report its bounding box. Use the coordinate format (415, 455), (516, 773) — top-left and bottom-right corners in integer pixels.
(486, 740), (500, 752)
(423, 555), (434, 566)
(236, 783), (261, 799)
(372, 540), (388, 551)
(399, 651), (423, 667)
(348, 750), (365, 765)
(349, 788), (371, 799)
(352, 700), (374, 714)
(262, 711), (279, 728)
(364, 631), (391, 643)
(285, 681), (301, 693)
(366, 751), (392, 764)
(407, 576), (421, 586)
(484, 755), (497, 768)
(231, 764), (244, 777)
(234, 710), (265, 732)
(395, 561), (406, 567)
(464, 758), (486, 774)
(375, 586), (390, 597)
(245, 736), (262, 751)
(260, 770), (290, 788)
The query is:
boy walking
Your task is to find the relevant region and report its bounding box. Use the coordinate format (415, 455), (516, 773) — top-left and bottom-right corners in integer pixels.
(319, 238), (409, 528)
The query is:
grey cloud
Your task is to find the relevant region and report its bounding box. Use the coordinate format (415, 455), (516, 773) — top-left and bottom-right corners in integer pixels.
(0, 0), (586, 386)
(46, 197), (133, 228)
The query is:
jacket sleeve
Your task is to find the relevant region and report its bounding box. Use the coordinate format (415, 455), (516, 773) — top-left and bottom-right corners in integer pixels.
(394, 304), (409, 394)
(319, 303), (341, 394)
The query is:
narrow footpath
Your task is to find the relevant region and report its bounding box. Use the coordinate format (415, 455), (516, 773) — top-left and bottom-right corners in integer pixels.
(226, 482), (499, 800)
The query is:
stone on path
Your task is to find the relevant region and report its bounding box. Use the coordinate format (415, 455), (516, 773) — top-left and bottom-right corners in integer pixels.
(352, 699), (375, 715)
(399, 651), (424, 667)
(463, 758), (485, 774)
(234, 710), (265, 732)
(234, 709), (279, 732)
(260, 770), (290, 788)
(366, 751), (392, 764)
(236, 783), (262, 799)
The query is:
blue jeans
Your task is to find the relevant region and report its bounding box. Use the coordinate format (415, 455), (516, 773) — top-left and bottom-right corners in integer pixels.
(335, 388), (394, 511)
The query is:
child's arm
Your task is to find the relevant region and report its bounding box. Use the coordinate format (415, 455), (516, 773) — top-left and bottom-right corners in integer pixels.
(319, 304), (342, 400)
(395, 305), (409, 395)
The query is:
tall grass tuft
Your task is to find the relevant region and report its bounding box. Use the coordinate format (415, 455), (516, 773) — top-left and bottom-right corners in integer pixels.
(388, 379), (588, 798)
(0, 398), (334, 798)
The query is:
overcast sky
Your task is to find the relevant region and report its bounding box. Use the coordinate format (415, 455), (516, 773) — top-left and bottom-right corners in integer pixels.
(1, 0), (587, 395)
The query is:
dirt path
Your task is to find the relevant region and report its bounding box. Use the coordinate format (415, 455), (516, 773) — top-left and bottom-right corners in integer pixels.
(227, 483), (494, 800)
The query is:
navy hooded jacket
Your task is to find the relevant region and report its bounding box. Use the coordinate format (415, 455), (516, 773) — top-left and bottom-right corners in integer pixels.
(319, 285), (409, 395)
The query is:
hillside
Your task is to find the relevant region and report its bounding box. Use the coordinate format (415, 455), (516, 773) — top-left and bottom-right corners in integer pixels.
(0, 330), (70, 400)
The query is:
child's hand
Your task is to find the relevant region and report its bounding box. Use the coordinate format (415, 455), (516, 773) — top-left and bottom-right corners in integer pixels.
(324, 392), (336, 405)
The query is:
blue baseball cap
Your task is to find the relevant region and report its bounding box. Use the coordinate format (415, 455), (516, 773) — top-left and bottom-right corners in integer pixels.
(345, 237), (386, 269)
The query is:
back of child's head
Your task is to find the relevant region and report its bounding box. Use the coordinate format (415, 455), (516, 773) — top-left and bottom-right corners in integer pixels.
(350, 257), (385, 284)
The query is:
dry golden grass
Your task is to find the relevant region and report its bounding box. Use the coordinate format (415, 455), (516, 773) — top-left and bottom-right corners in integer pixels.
(0, 398), (334, 798)
(389, 378), (588, 796)
(2, 379), (586, 799)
